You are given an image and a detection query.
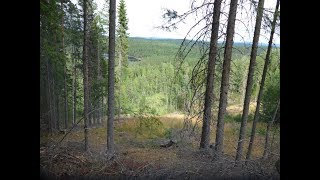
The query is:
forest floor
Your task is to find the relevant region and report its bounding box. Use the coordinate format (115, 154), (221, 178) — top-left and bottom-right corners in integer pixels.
(40, 105), (280, 179)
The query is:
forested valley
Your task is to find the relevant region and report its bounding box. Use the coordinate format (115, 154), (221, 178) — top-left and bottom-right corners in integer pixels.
(40, 0), (280, 179)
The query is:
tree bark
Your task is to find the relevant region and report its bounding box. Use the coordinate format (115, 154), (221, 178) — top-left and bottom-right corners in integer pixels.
(97, 41), (102, 124)
(52, 77), (59, 131)
(200, 0), (222, 149)
(118, 50), (122, 120)
(241, 66), (247, 104)
(246, 0), (280, 161)
(56, 93), (60, 131)
(72, 46), (77, 126)
(106, 0), (116, 157)
(82, 0), (89, 151)
(46, 57), (53, 134)
(61, 0), (68, 130)
(235, 0), (265, 163)
(263, 100), (280, 159)
(214, 0), (238, 159)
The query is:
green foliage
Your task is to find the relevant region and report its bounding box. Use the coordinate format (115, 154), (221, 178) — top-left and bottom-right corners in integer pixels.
(164, 128), (173, 139)
(145, 93), (167, 115)
(260, 51), (280, 122)
(117, 0), (129, 67)
(224, 113), (254, 123)
(225, 113), (242, 123)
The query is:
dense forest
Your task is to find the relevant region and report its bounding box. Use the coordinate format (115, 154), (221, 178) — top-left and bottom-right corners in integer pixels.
(40, 0), (280, 179)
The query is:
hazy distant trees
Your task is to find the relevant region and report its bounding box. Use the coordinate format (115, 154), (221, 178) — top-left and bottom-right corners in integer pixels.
(41, 0), (70, 133)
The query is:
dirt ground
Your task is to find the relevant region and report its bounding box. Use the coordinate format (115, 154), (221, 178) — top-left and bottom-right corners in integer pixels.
(40, 116), (280, 180)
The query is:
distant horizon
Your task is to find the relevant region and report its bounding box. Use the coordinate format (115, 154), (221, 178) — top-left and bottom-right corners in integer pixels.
(129, 36), (280, 47)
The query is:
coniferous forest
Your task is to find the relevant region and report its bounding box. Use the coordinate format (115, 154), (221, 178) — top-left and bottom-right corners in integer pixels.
(40, 0), (280, 179)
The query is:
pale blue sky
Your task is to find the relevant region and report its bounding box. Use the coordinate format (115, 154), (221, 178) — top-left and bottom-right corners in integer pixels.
(94, 0), (280, 45)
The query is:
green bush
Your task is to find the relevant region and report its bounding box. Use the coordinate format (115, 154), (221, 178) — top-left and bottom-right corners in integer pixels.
(224, 113), (254, 123)
(135, 116), (166, 138)
(164, 128), (173, 139)
(225, 114), (242, 123)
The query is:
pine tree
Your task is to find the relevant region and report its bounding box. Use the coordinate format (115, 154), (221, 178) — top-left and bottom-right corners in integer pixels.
(214, 0), (239, 159)
(116, 0), (129, 120)
(106, 0), (116, 158)
(200, 0), (223, 149)
(246, 0), (280, 161)
(82, 0), (89, 151)
(117, 0), (129, 68)
(235, 0), (265, 163)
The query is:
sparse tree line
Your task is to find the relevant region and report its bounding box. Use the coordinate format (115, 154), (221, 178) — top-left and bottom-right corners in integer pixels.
(161, 0), (280, 164)
(40, 0), (280, 162)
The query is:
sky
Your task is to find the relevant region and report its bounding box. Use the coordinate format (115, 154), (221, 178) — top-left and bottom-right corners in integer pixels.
(94, 0), (280, 45)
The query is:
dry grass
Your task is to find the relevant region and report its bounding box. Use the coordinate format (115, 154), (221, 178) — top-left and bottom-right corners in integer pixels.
(227, 102), (256, 115)
(40, 107), (280, 178)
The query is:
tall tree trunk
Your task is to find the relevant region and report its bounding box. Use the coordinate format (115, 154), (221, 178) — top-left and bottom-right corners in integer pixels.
(72, 46), (77, 126)
(100, 99), (103, 124)
(52, 77), (59, 131)
(106, 0), (116, 157)
(263, 100), (280, 159)
(214, 0), (238, 159)
(52, 77), (60, 131)
(246, 0), (280, 161)
(235, 0), (265, 163)
(200, 0), (223, 149)
(82, 0), (89, 151)
(118, 50), (122, 120)
(56, 93), (60, 131)
(61, 0), (68, 130)
(46, 58), (53, 134)
(241, 66), (247, 104)
(97, 41), (102, 124)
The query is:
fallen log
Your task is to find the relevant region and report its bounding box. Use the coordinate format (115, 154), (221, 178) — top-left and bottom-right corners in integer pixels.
(160, 139), (177, 148)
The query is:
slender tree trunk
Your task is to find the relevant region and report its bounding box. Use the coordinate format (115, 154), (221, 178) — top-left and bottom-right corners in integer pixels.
(61, 0), (68, 130)
(106, 0), (116, 157)
(97, 41), (102, 124)
(263, 100), (280, 159)
(46, 58), (53, 134)
(52, 77), (59, 131)
(90, 103), (94, 126)
(72, 46), (77, 126)
(200, 0), (223, 149)
(56, 93), (60, 131)
(100, 99), (103, 124)
(118, 51), (122, 120)
(235, 0), (265, 163)
(241, 66), (247, 104)
(246, 0), (280, 161)
(214, 0), (238, 159)
(63, 57), (68, 129)
(97, 42), (101, 124)
(82, 0), (89, 151)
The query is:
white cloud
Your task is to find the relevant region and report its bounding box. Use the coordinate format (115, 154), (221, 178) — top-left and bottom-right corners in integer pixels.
(93, 0), (280, 44)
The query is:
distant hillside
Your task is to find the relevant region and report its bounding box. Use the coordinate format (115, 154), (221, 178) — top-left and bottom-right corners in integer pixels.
(128, 37), (279, 64)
